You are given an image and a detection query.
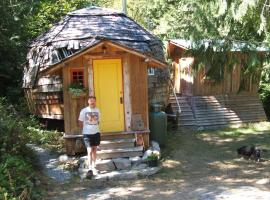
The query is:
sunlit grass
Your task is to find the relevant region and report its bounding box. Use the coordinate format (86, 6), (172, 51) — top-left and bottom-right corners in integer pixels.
(199, 122), (270, 138)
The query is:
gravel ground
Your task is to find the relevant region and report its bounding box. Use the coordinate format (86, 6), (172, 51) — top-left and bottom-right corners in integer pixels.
(27, 144), (72, 183)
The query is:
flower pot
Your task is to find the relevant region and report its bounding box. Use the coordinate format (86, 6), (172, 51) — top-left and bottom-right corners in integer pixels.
(69, 91), (87, 99)
(147, 159), (158, 167)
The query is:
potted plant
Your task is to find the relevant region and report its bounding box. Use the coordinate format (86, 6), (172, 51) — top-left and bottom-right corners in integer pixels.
(68, 82), (87, 97)
(146, 153), (159, 167)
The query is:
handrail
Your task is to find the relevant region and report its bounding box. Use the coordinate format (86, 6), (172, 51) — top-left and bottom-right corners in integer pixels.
(169, 79), (181, 114)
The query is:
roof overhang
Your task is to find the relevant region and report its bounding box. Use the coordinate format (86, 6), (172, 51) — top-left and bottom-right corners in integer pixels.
(40, 39), (167, 76)
(167, 39), (270, 55)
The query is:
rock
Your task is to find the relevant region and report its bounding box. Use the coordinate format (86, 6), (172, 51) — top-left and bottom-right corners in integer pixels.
(59, 154), (70, 162)
(96, 159), (115, 172)
(78, 168), (88, 179)
(142, 149), (154, 160)
(94, 170), (139, 181)
(75, 138), (86, 154)
(129, 156), (142, 165)
(151, 141), (160, 151)
(132, 163), (148, 170)
(79, 156), (89, 169)
(197, 126), (204, 131)
(112, 158), (131, 170)
(139, 166), (162, 176)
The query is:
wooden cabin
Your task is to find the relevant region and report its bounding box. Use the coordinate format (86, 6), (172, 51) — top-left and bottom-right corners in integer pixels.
(23, 7), (167, 156)
(167, 39), (268, 129)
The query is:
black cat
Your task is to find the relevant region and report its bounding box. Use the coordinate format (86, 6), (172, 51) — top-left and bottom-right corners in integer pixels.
(237, 146), (261, 161)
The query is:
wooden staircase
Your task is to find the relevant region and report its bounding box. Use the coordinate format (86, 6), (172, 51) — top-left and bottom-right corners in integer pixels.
(193, 94), (267, 129)
(169, 93), (267, 130)
(170, 95), (197, 129)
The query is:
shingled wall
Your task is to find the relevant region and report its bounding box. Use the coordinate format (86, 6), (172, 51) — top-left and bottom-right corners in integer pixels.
(148, 68), (170, 106)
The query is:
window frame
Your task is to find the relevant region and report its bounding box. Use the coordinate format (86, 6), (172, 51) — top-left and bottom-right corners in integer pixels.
(70, 68), (85, 86)
(148, 67), (155, 76)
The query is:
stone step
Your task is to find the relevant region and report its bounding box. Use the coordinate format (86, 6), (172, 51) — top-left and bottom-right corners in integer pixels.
(100, 138), (135, 150)
(97, 146), (143, 159)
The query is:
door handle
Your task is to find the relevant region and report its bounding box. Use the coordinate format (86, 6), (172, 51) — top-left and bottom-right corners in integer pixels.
(120, 97), (123, 104)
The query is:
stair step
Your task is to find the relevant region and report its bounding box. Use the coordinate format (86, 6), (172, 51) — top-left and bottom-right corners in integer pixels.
(194, 102), (262, 108)
(178, 121), (197, 126)
(194, 107), (265, 114)
(172, 106), (192, 111)
(196, 116), (265, 124)
(170, 102), (191, 108)
(100, 130), (149, 140)
(198, 119), (264, 127)
(97, 146), (143, 159)
(100, 138), (135, 150)
(179, 116), (196, 121)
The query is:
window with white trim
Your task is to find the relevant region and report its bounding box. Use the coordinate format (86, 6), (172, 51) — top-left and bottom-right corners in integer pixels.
(148, 68), (155, 75)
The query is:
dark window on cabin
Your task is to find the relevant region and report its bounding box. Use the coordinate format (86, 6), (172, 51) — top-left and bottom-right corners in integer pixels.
(71, 69), (84, 85)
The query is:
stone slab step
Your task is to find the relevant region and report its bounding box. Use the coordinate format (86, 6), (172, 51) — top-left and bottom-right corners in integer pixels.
(100, 138), (135, 150)
(97, 146), (143, 159)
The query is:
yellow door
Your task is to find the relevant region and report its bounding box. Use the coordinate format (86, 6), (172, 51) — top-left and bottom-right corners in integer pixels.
(93, 59), (124, 132)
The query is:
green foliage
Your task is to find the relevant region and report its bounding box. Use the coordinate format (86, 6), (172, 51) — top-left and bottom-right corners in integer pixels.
(0, 98), (44, 199)
(27, 127), (63, 145)
(68, 82), (87, 96)
(146, 153), (159, 161)
(259, 63), (270, 119)
(0, 155), (34, 200)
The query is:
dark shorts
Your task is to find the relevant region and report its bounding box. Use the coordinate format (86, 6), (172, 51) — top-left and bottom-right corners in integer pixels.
(83, 132), (101, 148)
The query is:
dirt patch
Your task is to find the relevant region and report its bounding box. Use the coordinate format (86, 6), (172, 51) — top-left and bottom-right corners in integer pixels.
(44, 125), (270, 199)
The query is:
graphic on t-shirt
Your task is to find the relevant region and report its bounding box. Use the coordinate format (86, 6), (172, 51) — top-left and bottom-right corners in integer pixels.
(85, 112), (99, 125)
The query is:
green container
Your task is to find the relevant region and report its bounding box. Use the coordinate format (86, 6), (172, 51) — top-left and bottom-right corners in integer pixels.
(149, 104), (167, 146)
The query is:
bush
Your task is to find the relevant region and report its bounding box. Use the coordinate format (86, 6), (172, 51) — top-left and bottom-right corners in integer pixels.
(0, 98), (43, 199)
(259, 63), (270, 119)
(0, 155), (34, 200)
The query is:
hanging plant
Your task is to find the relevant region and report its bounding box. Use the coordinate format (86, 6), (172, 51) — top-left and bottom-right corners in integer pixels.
(68, 82), (87, 97)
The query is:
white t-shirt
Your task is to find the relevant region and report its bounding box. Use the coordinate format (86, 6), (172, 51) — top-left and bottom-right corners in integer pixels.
(78, 107), (101, 135)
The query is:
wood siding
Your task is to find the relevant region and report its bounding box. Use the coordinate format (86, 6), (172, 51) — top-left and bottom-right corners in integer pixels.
(24, 75), (64, 119)
(129, 56), (149, 130)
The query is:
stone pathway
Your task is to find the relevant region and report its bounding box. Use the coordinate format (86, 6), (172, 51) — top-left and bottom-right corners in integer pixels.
(27, 144), (72, 183)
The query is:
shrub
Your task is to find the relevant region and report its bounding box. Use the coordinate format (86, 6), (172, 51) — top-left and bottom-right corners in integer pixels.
(0, 155), (34, 200)
(0, 98), (43, 199)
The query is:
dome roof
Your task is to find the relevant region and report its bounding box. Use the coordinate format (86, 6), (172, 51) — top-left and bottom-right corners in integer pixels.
(23, 6), (165, 88)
